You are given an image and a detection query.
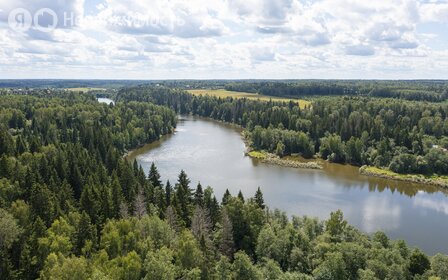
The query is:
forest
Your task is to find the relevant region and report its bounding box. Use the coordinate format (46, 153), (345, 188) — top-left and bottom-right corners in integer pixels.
(2, 80), (447, 103)
(1, 88), (448, 280)
(117, 86), (448, 176)
(224, 80), (448, 102)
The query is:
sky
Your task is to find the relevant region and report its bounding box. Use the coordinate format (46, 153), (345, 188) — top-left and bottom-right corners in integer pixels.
(0, 0), (447, 80)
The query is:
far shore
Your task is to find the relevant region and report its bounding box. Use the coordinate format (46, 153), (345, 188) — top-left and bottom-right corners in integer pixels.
(359, 166), (448, 189)
(246, 150), (323, 170)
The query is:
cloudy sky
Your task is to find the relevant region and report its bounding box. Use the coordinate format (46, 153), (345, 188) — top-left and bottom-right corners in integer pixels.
(0, 0), (447, 79)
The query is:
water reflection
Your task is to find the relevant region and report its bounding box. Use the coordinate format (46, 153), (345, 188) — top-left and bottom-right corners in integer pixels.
(414, 194), (448, 215)
(362, 196), (402, 233)
(97, 97), (114, 105)
(127, 115), (448, 254)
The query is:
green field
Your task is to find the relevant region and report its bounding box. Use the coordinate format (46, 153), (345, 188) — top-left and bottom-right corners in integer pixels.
(187, 89), (310, 109)
(66, 87), (106, 92)
(360, 166), (448, 188)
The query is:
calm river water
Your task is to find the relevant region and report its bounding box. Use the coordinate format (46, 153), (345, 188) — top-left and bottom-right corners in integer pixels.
(128, 116), (448, 255)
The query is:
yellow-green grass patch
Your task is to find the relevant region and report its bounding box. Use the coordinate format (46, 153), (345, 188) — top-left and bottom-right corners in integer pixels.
(66, 87), (106, 92)
(360, 166), (448, 188)
(187, 89), (310, 109)
(248, 150), (268, 159)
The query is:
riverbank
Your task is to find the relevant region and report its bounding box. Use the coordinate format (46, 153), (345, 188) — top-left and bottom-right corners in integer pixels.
(359, 166), (448, 188)
(247, 150), (323, 170)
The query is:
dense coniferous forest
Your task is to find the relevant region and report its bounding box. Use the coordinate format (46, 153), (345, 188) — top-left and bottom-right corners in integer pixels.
(224, 80), (448, 102)
(1, 88), (448, 280)
(117, 86), (448, 176)
(1, 79), (447, 102)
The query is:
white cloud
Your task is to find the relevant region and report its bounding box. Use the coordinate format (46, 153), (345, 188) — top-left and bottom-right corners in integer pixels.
(420, 2), (448, 23)
(0, 0), (448, 78)
(362, 196), (402, 233)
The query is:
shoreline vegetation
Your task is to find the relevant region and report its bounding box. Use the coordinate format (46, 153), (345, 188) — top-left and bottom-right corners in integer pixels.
(187, 89), (311, 109)
(242, 130), (322, 170)
(246, 150), (323, 170)
(122, 114), (448, 190)
(359, 166), (448, 188)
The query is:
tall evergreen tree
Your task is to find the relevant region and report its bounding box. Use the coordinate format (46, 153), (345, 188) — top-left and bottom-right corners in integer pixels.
(219, 208), (234, 259)
(237, 190), (245, 202)
(148, 162), (162, 188)
(111, 172), (123, 218)
(165, 180), (172, 206)
(194, 183), (204, 207)
(175, 170), (193, 227)
(76, 211), (97, 256)
(222, 189), (231, 206)
(254, 187), (265, 210)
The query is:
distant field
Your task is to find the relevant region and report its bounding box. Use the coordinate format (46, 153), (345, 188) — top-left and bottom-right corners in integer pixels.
(187, 89), (310, 109)
(66, 87), (106, 92)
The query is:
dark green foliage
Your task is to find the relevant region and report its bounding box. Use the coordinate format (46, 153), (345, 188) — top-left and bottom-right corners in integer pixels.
(409, 249), (430, 276)
(117, 86), (448, 175)
(194, 183), (204, 207)
(148, 162), (162, 188)
(254, 187), (265, 210)
(225, 80), (448, 102)
(175, 170), (193, 227)
(0, 87), (446, 280)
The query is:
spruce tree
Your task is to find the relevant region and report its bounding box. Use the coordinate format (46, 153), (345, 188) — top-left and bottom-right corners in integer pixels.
(237, 190), (245, 202)
(110, 172), (122, 218)
(254, 187), (265, 210)
(222, 189), (231, 206)
(219, 208), (234, 259)
(148, 162), (162, 188)
(165, 180), (172, 206)
(76, 211), (97, 256)
(175, 170), (193, 227)
(194, 183), (204, 207)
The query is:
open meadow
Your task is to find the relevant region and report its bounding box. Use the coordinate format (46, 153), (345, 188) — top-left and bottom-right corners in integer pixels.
(187, 89), (310, 109)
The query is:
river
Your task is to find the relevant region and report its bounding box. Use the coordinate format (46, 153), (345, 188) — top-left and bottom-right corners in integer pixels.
(97, 97), (115, 105)
(127, 115), (448, 255)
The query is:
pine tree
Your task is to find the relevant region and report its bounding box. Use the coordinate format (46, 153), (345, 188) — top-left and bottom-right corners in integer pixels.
(191, 206), (211, 245)
(118, 161), (137, 204)
(165, 206), (179, 232)
(165, 180), (172, 206)
(0, 128), (14, 156)
(80, 184), (100, 224)
(237, 190), (245, 202)
(30, 184), (55, 226)
(111, 172), (123, 218)
(148, 162), (162, 188)
(194, 183), (204, 207)
(20, 217), (47, 280)
(254, 187), (265, 210)
(76, 211), (97, 256)
(119, 202), (129, 219)
(219, 208), (234, 259)
(153, 186), (166, 218)
(204, 187), (220, 227)
(175, 170), (193, 227)
(222, 189), (231, 206)
(16, 135), (27, 155)
(98, 184), (112, 223)
(134, 187), (147, 219)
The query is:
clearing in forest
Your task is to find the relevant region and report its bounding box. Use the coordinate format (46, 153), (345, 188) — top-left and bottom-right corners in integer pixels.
(188, 89), (310, 109)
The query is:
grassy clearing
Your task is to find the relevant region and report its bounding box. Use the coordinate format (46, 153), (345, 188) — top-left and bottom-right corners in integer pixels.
(66, 87), (106, 92)
(248, 150), (322, 169)
(360, 166), (448, 188)
(187, 89), (310, 109)
(248, 150), (268, 159)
